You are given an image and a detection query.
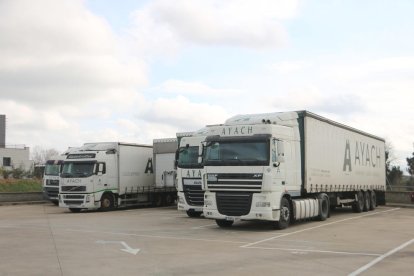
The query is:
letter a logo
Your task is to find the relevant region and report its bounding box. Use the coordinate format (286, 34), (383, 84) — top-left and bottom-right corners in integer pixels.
(343, 140), (352, 172)
(145, 158), (154, 174)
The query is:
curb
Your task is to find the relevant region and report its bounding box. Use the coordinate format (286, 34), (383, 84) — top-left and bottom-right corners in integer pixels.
(0, 200), (48, 206)
(386, 203), (414, 209)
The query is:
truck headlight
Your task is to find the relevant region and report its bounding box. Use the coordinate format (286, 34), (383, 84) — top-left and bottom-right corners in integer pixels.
(85, 195), (90, 203)
(256, 202), (270, 208)
(178, 197), (184, 204)
(204, 200), (212, 206)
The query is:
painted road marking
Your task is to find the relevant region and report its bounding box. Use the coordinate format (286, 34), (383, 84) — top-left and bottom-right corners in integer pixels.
(348, 238), (414, 276)
(96, 240), (140, 255)
(241, 208), (400, 248)
(245, 246), (381, 257)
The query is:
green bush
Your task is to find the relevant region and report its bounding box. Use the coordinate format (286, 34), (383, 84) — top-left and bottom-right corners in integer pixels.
(0, 179), (42, 192)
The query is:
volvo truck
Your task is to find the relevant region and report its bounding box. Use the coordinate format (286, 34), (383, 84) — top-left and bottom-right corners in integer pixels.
(201, 111), (386, 229)
(59, 140), (177, 212)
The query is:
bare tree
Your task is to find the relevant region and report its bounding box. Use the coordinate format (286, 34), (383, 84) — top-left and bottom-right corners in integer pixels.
(31, 146), (60, 165)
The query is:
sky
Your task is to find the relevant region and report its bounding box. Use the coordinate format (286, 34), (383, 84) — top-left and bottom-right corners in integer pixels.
(1, 0), (413, 172)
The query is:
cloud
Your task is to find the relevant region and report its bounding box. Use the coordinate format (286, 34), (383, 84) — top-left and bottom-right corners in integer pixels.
(155, 79), (242, 97)
(127, 0), (299, 55)
(140, 95), (229, 130)
(0, 0), (146, 107)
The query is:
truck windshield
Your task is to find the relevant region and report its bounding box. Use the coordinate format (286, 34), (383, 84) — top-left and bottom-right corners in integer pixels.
(178, 146), (201, 168)
(44, 164), (60, 176)
(61, 162), (95, 178)
(204, 140), (269, 166)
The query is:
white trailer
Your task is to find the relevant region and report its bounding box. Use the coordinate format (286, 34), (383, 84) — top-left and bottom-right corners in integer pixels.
(202, 111), (386, 229)
(59, 140), (177, 212)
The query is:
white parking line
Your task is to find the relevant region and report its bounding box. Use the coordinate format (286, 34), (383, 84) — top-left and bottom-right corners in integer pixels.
(241, 208), (400, 248)
(246, 246), (381, 257)
(348, 238), (414, 276)
(191, 223), (217, 229)
(63, 228), (247, 245)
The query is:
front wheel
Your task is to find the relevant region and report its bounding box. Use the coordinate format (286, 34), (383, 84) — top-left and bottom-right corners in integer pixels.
(275, 197), (291, 230)
(100, 193), (114, 211)
(216, 219), (234, 228)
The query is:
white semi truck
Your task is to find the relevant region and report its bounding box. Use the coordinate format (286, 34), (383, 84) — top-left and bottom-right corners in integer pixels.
(59, 140), (177, 212)
(201, 111), (386, 229)
(42, 148), (79, 205)
(176, 131), (207, 217)
(42, 157), (64, 205)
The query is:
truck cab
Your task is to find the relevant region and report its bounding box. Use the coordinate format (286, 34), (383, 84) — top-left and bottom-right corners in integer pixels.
(43, 158), (64, 205)
(202, 122), (299, 227)
(59, 144), (116, 212)
(176, 135), (206, 217)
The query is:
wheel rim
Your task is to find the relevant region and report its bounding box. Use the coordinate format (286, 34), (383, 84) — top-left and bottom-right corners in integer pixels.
(281, 206), (290, 222)
(102, 197), (111, 208)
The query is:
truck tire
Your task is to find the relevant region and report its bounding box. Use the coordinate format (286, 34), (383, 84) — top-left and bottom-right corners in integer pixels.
(69, 208), (81, 213)
(216, 219), (234, 228)
(363, 191), (370, 212)
(369, 191), (377, 210)
(100, 193), (114, 211)
(186, 210), (202, 218)
(275, 197), (291, 230)
(317, 193), (329, 221)
(165, 194), (174, 206)
(153, 194), (163, 207)
(52, 200), (59, 206)
(352, 191), (364, 213)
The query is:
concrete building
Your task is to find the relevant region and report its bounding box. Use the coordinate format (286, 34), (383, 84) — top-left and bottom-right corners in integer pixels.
(0, 115), (34, 174)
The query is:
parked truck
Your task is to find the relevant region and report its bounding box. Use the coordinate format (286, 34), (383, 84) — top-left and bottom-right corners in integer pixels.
(43, 157), (64, 205)
(43, 148), (78, 205)
(176, 130), (208, 217)
(201, 111), (386, 229)
(59, 140), (177, 212)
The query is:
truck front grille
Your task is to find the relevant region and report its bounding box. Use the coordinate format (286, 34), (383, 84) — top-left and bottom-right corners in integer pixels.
(207, 173), (262, 192)
(61, 186), (86, 192)
(46, 179), (59, 186)
(216, 192), (252, 216)
(44, 187), (59, 198)
(183, 184), (204, 206)
(62, 194), (85, 206)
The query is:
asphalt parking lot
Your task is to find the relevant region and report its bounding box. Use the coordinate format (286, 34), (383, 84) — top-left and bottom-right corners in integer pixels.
(0, 204), (413, 276)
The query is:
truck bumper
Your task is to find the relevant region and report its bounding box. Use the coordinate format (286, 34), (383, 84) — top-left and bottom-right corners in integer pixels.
(59, 193), (100, 209)
(177, 192), (203, 212)
(203, 191), (281, 222)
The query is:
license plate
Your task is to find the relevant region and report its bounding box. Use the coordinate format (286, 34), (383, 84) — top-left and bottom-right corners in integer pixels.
(225, 216), (235, 221)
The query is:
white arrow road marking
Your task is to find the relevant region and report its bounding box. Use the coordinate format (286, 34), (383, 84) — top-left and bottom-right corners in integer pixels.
(96, 240), (140, 255)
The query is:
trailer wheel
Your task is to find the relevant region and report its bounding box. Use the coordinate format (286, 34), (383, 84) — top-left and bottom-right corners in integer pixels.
(317, 193), (329, 221)
(352, 191), (364, 213)
(275, 197), (291, 230)
(363, 191), (370, 212)
(100, 193), (114, 211)
(153, 194), (163, 207)
(186, 210), (202, 218)
(369, 191), (376, 210)
(69, 208), (81, 213)
(216, 219), (233, 228)
(165, 194), (174, 206)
